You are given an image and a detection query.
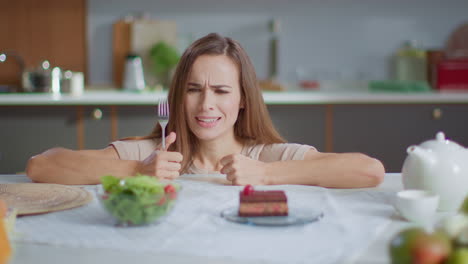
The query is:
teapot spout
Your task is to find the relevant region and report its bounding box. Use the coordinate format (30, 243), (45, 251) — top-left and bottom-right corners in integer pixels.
(407, 145), (436, 164)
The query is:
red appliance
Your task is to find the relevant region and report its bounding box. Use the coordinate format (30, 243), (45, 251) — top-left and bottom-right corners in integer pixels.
(436, 59), (468, 90)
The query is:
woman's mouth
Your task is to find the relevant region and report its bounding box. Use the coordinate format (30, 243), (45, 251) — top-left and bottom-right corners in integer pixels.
(195, 117), (221, 128)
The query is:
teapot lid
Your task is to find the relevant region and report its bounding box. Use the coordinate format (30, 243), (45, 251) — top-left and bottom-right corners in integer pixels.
(420, 131), (465, 152)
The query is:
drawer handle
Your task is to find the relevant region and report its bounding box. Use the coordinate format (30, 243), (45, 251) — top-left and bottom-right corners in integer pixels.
(432, 108), (442, 120)
(92, 108), (103, 120)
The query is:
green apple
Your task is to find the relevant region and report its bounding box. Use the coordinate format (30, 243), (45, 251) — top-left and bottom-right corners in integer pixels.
(389, 228), (452, 264)
(389, 227), (426, 264)
(461, 195), (468, 215)
(446, 248), (468, 264)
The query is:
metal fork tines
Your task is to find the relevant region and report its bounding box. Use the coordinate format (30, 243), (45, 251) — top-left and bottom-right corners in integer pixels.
(157, 97), (170, 149)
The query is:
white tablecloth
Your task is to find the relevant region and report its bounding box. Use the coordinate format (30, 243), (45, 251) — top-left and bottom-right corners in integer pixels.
(3, 174), (399, 264)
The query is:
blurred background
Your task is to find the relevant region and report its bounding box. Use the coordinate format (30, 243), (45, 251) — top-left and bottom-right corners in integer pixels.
(1, 0), (467, 90)
(1, 0), (468, 174)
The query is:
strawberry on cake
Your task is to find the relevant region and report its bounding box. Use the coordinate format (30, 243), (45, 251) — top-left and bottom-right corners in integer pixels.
(238, 185), (288, 217)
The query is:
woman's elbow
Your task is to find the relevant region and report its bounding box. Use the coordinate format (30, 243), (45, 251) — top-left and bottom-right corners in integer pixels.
(362, 156), (385, 187)
(26, 154), (45, 182)
(26, 147), (64, 183)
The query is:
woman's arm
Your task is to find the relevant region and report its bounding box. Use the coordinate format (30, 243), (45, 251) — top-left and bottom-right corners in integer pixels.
(221, 150), (385, 188)
(27, 133), (182, 185)
(265, 150), (385, 188)
(26, 147), (140, 185)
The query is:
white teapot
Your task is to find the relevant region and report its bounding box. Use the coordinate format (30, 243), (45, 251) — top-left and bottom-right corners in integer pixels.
(402, 132), (468, 211)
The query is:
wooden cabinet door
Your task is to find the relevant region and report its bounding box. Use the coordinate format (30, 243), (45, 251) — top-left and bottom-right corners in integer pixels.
(82, 106), (113, 149)
(268, 105), (326, 151)
(0, 106), (77, 173)
(115, 106), (157, 140)
(432, 105), (468, 146)
(0, 0), (86, 90)
(332, 104), (468, 172)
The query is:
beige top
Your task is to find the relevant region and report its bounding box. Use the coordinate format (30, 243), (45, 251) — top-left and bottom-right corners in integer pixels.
(110, 139), (316, 174)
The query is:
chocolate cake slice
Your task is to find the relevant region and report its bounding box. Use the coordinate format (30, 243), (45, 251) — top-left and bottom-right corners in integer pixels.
(238, 189), (288, 217)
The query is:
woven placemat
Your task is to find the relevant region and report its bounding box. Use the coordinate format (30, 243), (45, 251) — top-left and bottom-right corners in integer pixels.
(0, 183), (93, 215)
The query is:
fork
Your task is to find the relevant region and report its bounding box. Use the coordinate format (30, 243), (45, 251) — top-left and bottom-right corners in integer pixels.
(157, 97), (170, 150)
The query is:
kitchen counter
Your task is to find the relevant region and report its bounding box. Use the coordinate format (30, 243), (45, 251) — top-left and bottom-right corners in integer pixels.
(2, 90), (468, 105)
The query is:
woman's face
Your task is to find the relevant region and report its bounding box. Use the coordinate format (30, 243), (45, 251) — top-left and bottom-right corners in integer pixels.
(184, 54), (242, 143)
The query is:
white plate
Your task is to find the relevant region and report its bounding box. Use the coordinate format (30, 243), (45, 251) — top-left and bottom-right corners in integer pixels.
(220, 206), (323, 226)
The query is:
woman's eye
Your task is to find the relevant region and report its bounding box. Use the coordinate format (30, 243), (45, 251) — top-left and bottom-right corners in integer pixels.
(187, 88), (200, 92)
(216, 90), (229, 94)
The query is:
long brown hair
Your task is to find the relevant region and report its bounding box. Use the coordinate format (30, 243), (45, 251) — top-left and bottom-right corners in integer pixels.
(131, 33), (285, 172)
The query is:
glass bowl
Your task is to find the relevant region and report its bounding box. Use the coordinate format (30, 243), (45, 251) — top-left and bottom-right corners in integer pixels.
(98, 179), (180, 227)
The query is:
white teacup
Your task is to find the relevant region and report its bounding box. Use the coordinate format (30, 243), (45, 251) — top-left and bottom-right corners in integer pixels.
(395, 190), (439, 225)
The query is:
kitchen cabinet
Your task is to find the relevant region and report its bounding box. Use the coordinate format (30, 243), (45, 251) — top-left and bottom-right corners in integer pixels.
(0, 106), (77, 173)
(332, 104), (468, 172)
(0, 106), (113, 173)
(267, 105), (327, 151)
(0, 105), (159, 173)
(2, 96), (468, 174)
(116, 106), (158, 139)
(82, 106), (113, 149)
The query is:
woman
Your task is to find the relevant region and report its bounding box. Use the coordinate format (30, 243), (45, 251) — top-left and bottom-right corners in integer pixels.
(27, 33), (385, 187)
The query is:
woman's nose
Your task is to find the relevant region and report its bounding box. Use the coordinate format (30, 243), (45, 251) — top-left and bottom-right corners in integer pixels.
(200, 90), (214, 110)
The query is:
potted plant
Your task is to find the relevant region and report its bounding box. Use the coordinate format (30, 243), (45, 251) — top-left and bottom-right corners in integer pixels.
(149, 41), (180, 89)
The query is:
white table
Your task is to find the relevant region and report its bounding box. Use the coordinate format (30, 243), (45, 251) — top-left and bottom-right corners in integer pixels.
(0, 173), (440, 264)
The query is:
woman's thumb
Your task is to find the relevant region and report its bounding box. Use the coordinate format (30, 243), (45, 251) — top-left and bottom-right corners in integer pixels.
(164, 132), (177, 150)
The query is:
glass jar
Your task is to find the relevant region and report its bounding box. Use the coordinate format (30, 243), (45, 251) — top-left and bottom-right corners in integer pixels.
(394, 40), (428, 82)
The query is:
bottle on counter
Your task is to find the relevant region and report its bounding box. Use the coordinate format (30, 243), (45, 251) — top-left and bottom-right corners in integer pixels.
(123, 54), (145, 91)
(61, 70), (84, 97)
(394, 40), (428, 82)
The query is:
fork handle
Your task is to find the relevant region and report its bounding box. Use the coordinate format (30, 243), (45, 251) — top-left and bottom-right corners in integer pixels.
(162, 127), (166, 150)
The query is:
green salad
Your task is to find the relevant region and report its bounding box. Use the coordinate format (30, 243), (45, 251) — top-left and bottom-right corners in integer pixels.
(100, 175), (180, 226)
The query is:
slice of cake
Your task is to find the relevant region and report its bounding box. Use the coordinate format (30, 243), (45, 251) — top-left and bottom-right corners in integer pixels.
(238, 185), (288, 217)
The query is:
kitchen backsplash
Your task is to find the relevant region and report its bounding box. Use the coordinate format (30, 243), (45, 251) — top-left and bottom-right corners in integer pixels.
(87, 0), (468, 86)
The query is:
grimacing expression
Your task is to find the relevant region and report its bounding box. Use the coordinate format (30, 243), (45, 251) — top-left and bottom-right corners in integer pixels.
(184, 55), (243, 142)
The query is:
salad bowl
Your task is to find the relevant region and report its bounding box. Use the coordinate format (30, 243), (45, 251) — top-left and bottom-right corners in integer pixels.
(98, 175), (180, 226)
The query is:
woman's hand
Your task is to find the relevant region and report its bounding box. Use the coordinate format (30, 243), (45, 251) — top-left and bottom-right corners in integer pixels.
(220, 154), (269, 185)
(137, 132), (183, 179)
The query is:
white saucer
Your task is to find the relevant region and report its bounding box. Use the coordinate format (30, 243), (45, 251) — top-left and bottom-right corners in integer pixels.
(220, 206), (323, 226)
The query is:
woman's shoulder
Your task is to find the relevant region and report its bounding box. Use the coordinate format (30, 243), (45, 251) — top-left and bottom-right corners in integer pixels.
(244, 143), (316, 162)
